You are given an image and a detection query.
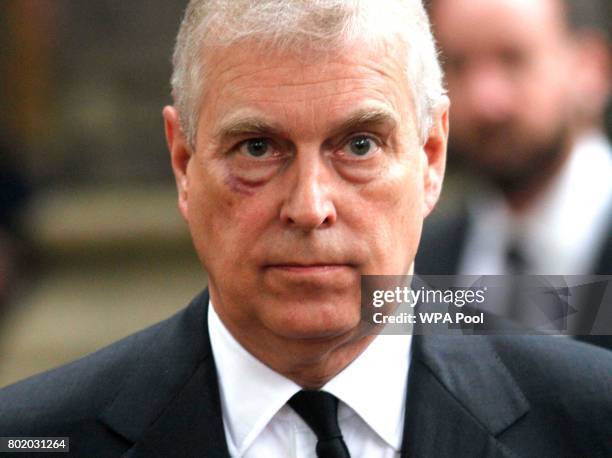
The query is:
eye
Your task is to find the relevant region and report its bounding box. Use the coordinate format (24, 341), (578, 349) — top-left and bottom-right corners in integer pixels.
(343, 135), (379, 157)
(238, 138), (271, 158)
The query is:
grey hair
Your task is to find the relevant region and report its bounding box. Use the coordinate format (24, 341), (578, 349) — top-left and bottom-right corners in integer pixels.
(170, 0), (447, 148)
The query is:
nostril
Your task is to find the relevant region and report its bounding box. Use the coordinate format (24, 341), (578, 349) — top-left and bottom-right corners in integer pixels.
(281, 204), (336, 231)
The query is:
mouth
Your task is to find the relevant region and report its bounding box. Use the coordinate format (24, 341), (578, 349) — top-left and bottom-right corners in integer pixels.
(265, 263), (352, 274)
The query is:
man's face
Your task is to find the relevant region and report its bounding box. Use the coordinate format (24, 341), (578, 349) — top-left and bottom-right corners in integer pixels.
(164, 40), (447, 347)
(431, 0), (574, 187)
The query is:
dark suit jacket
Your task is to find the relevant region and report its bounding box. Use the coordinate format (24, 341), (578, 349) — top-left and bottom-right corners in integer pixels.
(416, 205), (612, 351)
(1, 290), (612, 457)
(416, 204), (612, 276)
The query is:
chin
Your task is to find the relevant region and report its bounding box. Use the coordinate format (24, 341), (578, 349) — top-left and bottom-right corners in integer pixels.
(268, 300), (362, 341)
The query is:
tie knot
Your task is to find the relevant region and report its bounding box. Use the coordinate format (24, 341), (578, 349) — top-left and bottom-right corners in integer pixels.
(289, 391), (341, 439)
(289, 390), (351, 458)
(505, 239), (528, 274)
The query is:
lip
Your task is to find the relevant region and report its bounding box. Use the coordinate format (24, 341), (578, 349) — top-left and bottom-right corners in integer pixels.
(266, 262), (349, 271)
(265, 264), (351, 273)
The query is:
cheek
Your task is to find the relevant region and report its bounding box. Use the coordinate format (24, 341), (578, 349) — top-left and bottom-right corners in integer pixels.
(187, 161), (276, 270)
(520, 60), (570, 123)
(354, 159), (424, 272)
(371, 158), (423, 216)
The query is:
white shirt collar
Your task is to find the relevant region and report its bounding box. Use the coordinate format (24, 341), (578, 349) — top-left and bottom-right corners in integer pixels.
(208, 301), (301, 456)
(323, 328), (411, 450)
(208, 300), (411, 455)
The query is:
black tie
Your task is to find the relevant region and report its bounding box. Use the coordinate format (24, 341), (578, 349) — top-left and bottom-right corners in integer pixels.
(288, 390), (351, 458)
(505, 240), (528, 275)
(505, 239), (529, 322)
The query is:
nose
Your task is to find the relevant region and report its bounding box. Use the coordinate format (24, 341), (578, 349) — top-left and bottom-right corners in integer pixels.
(280, 149), (337, 231)
(463, 62), (515, 124)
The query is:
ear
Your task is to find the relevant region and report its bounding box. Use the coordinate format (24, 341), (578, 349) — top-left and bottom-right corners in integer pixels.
(422, 99), (449, 217)
(163, 106), (192, 222)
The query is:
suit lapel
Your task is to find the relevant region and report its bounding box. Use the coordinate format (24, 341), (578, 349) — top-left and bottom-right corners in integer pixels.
(401, 335), (529, 458)
(99, 290), (230, 458)
(122, 358), (228, 458)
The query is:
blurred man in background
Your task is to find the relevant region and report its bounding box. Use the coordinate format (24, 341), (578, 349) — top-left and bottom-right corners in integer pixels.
(418, 0), (611, 277)
(417, 0), (612, 349)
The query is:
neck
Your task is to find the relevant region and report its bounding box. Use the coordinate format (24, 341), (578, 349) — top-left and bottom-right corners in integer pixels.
(275, 333), (377, 389)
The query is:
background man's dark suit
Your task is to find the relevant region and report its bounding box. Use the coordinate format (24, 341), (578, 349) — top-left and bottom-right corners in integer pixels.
(416, 205), (612, 276)
(1, 290), (611, 457)
(416, 206), (612, 351)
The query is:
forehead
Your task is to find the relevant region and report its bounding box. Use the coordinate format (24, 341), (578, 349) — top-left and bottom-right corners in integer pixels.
(197, 39), (416, 138)
(433, 0), (566, 52)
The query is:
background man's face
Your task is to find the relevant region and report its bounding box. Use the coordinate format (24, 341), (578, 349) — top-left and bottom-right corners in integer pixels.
(166, 40), (446, 346)
(432, 0), (575, 188)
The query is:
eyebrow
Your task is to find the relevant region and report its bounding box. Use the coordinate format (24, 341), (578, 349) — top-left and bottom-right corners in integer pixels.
(214, 117), (285, 140)
(328, 108), (398, 137)
(214, 107), (398, 142)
